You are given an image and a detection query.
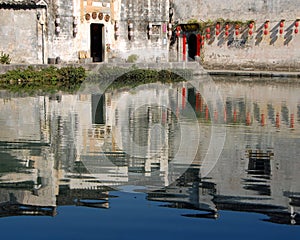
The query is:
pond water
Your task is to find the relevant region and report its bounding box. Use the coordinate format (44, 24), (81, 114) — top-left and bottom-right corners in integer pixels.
(0, 75), (300, 239)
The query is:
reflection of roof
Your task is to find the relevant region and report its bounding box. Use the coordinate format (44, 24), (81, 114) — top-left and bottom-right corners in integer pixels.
(212, 195), (300, 225)
(0, 202), (56, 218)
(263, 212), (300, 225)
(214, 199), (285, 213)
(283, 192), (300, 207)
(57, 186), (115, 207)
(0, 186), (114, 218)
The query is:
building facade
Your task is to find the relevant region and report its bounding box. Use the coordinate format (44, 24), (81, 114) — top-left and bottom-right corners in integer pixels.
(0, 0), (170, 64)
(171, 0), (300, 70)
(0, 0), (300, 70)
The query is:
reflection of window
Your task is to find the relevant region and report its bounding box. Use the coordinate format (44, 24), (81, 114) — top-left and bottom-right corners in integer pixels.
(253, 103), (260, 122)
(247, 150), (273, 175)
(243, 181), (271, 195)
(92, 94), (105, 125)
(281, 105), (289, 126)
(244, 150), (273, 196)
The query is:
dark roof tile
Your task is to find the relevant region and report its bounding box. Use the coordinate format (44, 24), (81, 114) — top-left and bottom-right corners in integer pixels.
(0, 0), (37, 8)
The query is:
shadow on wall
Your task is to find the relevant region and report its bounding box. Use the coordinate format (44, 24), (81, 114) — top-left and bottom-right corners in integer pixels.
(201, 20), (299, 48)
(284, 22), (296, 45)
(269, 23), (279, 46)
(255, 23), (265, 46)
(215, 26), (235, 47)
(217, 31), (225, 46)
(227, 26), (247, 49)
(180, 19), (299, 63)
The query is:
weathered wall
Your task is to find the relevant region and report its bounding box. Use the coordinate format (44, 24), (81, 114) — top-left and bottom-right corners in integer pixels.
(172, 0), (300, 71)
(172, 0), (299, 23)
(47, 0), (77, 62)
(0, 9), (42, 64)
(113, 0), (170, 62)
(1, 0), (299, 68)
(202, 19), (300, 71)
(0, 1), (117, 64)
(48, 0), (170, 63)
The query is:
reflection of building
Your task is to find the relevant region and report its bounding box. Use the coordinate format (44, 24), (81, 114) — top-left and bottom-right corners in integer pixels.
(148, 148), (300, 225)
(147, 168), (218, 219)
(0, 80), (300, 225)
(145, 82), (300, 225)
(185, 80), (300, 131)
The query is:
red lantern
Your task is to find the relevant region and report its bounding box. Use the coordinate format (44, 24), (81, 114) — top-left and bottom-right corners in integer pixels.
(264, 23), (269, 29)
(249, 30), (253, 35)
(225, 24), (229, 30)
(201, 41), (205, 46)
(216, 23), (220, 30)
(279, 28), (284, 35)
(235, 30), (239, 36)
(295, 21), (299, 28)
(206, 27), (211, 33)
(249, 23), (254, 29)
(295, 28), (299, 34)
(225, 31), (229, 36)
(216, 30), (220, 35)
(206, 33), (211, 39)
(280, 21), (284, 28)
(264, 30), (269, 35)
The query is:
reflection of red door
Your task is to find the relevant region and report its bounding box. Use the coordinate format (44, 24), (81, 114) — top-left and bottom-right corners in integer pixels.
(90, 23), (104, 62)
(196, 34), (201, 57)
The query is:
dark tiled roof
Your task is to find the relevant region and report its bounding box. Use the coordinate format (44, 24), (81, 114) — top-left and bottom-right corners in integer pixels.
(0, 0), (37, 8)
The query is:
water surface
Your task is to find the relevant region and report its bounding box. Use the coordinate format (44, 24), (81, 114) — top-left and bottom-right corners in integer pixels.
(0, 76), (299, 239)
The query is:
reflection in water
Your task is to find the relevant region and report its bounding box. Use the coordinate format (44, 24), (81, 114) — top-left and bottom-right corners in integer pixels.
(0, 78), (300, 226)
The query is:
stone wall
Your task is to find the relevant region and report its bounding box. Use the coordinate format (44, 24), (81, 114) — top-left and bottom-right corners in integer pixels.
(0, 9), (41, 64)
(1, 0), (300, 69)
(48, 0), (170, 63)
(48, 0), (77, 62)
(202, 19), (300, 71)
(172, 0), (299, 23)
(49, 0), (171, 63)
(172, 0), (300, 71)
(113, 0), (170, 63)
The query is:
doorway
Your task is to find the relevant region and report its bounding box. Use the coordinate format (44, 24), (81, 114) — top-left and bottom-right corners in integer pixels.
(188, 34), (197, 60)
(90, 23), (104, 62)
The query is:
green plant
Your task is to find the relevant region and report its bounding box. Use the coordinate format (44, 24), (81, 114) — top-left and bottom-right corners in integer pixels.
(126, 54), (139, 63)
(187, 19), (199, 24)
(0, 51), (11, 64)
(189, 18), (256, 34)
(0, 66), (86, 93)
(57, 66), (86, 86)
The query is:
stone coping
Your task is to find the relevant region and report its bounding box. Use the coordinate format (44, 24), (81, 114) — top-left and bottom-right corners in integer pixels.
(207, 70), (300, 78)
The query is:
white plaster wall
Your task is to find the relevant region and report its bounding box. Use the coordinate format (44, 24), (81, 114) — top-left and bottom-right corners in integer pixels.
(0, 9), (41, 64)
(172, 0), (300, 69)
